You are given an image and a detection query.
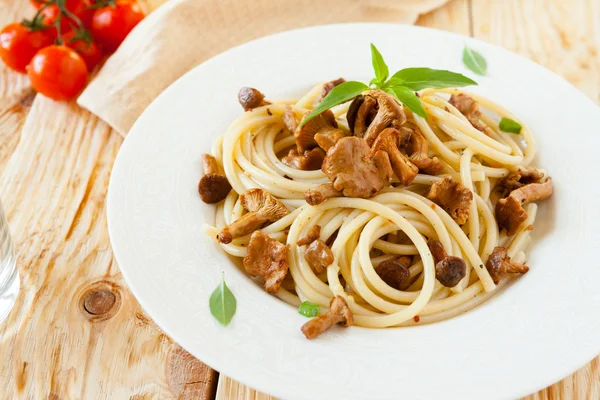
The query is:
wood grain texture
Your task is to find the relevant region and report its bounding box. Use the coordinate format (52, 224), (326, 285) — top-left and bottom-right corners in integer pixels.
(0, 1), (598, 400)
(0, 1), (218, 399)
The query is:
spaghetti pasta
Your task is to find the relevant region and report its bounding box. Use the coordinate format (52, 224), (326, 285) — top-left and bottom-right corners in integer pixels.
(201, 83), (551, 332)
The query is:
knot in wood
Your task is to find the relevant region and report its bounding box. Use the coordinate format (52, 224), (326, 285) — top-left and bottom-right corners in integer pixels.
(83, 289), (116, 316)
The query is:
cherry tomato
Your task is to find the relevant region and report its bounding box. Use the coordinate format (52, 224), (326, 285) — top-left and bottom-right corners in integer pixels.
(0, 23), (54, 73)
(62, 31), (102, 71)
(41, 5), (72, 35)
(41, 0), (94, 34)
(91, 0), (144, 53)
(27, 45), (88, 101)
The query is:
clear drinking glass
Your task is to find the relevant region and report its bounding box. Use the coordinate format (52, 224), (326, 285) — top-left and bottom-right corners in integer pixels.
(0, 198), (18, 323)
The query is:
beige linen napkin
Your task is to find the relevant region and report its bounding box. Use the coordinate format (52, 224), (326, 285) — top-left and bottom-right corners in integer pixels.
(77, 0), (450, 137)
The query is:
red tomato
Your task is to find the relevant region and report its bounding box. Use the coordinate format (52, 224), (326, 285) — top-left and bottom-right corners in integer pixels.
(41, 0), (94, 34)
(91, 0), (144, 53)
(41, 5), (72, 35)
(27, 45), (88, 101)
(62, 31), (102, 71)
(0, 23), (54, 73)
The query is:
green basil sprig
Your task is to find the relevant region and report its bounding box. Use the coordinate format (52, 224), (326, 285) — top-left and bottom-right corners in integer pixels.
(499, 117), (522, 134)
(298, 301), (320, 317)
(209, 273), (237, 326)
(300, 44), (477, 127)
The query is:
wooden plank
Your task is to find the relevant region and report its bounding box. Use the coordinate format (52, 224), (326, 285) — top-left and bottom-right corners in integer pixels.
(470, 1), (600, 399)
(0, 1), (218, 399)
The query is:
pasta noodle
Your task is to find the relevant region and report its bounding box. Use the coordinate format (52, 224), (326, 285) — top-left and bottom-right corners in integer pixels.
(202, 83), (549, 330)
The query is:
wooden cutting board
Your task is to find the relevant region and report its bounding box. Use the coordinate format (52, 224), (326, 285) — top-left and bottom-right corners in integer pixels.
(0, 1), (598, 399)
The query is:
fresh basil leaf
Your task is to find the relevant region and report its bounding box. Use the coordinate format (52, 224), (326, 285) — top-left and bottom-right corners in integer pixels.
(387, 68), (477, 91)
(386, 86), (427, 119)
(370, 43), (389, 87)
(499, 117), (522, 134)
(300, 81), (368, 127)
(209, 274), (237, 326)
(298, 301), (319, 318)
(462, 47), (487, 76)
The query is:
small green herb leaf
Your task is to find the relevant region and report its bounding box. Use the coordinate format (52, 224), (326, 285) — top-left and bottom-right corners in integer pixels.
(209, 274), (237, 326)
(299, 81), (368, 127)
(462, 46), (487, 76)
(298, 301), (319, 317)
(386, 86), (427, 119)
(370, 43), (389, 87)
(387, 68), (477, 91)
(499, 117), (522, 134)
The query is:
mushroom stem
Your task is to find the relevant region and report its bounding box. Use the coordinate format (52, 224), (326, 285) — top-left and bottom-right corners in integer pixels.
(217, 213), (268, 244)
(301, 296), (353, 339)
(304, 183), (342, 205)
(201, 154), (219, 175)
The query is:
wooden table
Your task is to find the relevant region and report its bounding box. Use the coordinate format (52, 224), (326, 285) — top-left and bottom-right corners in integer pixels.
(0, 0), (598, 399)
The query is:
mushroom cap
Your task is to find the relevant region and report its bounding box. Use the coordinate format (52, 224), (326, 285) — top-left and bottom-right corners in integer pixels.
(329, 296), (353, 327)
(322, 136), (393, 199)
(376, 257), (412, 290)
(486, 246), (529, 283)
(363, 90), (407, 146)
(435, 256), (467, 287)
(318, 77), (346, 102)
(240, 188), (289, 220)
(405, 124), (445, 175)
(243, 231), (289, 293)
(449, 93), (485, 131)
(347, 94), (377, 137)
(295, 110), (340, 152)
(371, 128), (418, 186)
(238, 87), (269, 111)
(304, 239), (334, 273)
(427, 177), (473, 225)
(282, 105), (299, 133)
(495, 196), (528, 236)
(282, 147), (325, 171)
(198, 174), (232, 203)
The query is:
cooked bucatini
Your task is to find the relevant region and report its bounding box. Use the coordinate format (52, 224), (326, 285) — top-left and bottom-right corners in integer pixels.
(200, 79), (553, 339)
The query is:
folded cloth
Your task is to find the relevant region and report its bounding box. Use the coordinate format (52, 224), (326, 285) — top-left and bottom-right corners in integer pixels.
(77, 0), (449, 136)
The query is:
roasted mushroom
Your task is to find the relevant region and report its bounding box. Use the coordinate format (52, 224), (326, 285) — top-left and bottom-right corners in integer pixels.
(282, 105), (300, 133)
(371, 128), (418, 186)
(297, 225), (322, 246)
(243, 231), (289, 293)
(301, 295), (353, 339)
(282, 147), (326, 171)
(427, 240), (467, 288)
(198, 154), (232, 203)
(347, 94), (377, 137)
(295, 110), (345, 152)
(317, 77), (346, 102)
(375, 256), (412, 290)
(217, 188), (289, 244)
(497, 168), (546, 197)
(304, 240), (334, 273)
(238, 87), (270, 111)
(304, 183), (343, 206)
(485, 246), (529, 283)
(363, 90), (407, 146)
(320, 136), (393, 200)
(427, 177), (473, 225)
(495, 178), (553, 235)
(404, 124), (445, 175)
(448, 94), (485, 131)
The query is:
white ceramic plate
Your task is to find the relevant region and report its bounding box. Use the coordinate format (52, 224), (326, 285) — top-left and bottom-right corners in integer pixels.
(107, 24), (600, 400)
